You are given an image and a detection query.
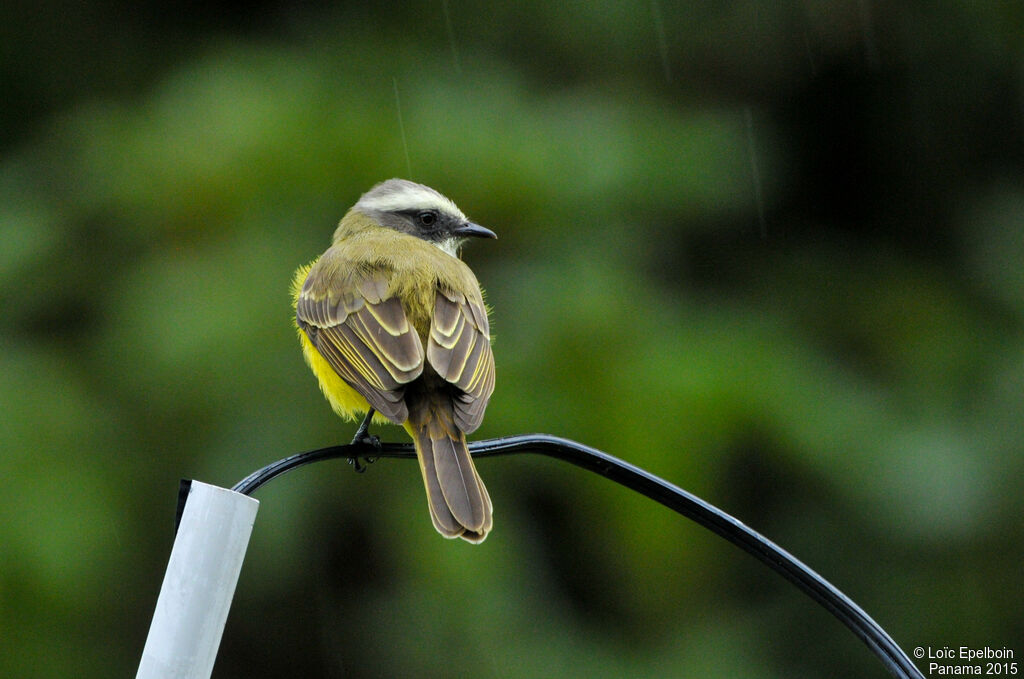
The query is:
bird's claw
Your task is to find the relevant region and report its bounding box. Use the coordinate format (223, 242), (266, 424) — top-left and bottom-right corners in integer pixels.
(350, 433), (381, 472)
(348, 409), (380, 473)
(347, 455), (376, 473)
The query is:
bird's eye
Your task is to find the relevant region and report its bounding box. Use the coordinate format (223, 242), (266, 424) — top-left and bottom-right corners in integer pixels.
(417, 211), (437, 227)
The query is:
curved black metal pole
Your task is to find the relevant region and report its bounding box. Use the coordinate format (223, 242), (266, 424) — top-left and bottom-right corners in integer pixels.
(231, 434), (924, 679)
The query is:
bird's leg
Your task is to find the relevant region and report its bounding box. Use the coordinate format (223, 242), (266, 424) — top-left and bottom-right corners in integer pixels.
(351, 408), (376, 445)
(348, 409), (380, 473)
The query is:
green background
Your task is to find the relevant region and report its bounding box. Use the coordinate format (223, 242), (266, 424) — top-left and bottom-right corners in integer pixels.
(1, 2), (1021, 677)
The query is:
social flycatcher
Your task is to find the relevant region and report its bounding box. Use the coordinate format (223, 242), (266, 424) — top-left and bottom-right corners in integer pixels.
(292, 179), (496, 542)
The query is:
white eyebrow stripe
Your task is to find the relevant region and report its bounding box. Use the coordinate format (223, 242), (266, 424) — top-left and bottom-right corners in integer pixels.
(356, 184), (466, 219)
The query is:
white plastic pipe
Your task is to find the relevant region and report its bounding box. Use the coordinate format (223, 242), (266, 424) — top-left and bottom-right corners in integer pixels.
(137, 481), (260, 679)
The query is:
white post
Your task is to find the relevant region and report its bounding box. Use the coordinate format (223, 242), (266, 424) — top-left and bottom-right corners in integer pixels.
(137, 481), (260, 679)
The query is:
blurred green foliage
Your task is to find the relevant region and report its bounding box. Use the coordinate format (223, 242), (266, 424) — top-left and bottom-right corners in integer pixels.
(1, 1), (1022, 677)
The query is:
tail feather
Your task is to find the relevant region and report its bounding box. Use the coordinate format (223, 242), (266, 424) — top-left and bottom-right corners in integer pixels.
(415, 434), (463, 538)
(407, 409), (492, 543)
(432, 434), (486, 530)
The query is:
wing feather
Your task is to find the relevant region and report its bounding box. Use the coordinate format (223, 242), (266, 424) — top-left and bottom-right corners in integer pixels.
(427, 285), (495, 434)
(296, 256), (424, 423)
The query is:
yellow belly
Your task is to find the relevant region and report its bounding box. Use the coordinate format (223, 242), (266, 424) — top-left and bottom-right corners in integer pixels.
(297, 330), (368, 420)
(294, 262), (394, 426)
(298, 319), (399, 429)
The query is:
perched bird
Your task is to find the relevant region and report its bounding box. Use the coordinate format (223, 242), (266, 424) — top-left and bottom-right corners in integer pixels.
(292, 179), (496, 542)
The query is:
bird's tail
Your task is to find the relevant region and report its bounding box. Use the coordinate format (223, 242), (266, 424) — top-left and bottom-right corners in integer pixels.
(405, 404), (492, 543)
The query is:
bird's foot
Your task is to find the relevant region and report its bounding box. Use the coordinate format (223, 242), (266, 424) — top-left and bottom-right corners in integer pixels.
(348, 409), (381, 473)
(347, 454), (377, 473)
(350, 408), (376, 445)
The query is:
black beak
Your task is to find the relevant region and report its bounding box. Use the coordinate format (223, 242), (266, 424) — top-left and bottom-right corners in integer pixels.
(453, 221), (497, 239)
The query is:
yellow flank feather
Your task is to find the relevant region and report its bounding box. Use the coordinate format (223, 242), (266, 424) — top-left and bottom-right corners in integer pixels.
(292, 261), (388, 424)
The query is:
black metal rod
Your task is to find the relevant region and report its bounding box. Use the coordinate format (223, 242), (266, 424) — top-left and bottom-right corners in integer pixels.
(231, 433), (924, 679)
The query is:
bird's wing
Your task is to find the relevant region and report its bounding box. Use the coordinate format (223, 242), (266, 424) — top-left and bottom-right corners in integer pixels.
(296, 261), (424, 423)
(426, 286), (496, 433)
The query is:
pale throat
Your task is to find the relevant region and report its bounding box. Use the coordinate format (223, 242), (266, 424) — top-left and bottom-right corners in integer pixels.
(435, 238), (461, 258)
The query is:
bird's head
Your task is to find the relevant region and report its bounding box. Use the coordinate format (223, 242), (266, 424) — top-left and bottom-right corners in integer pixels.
(346, 178), (496, 256)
